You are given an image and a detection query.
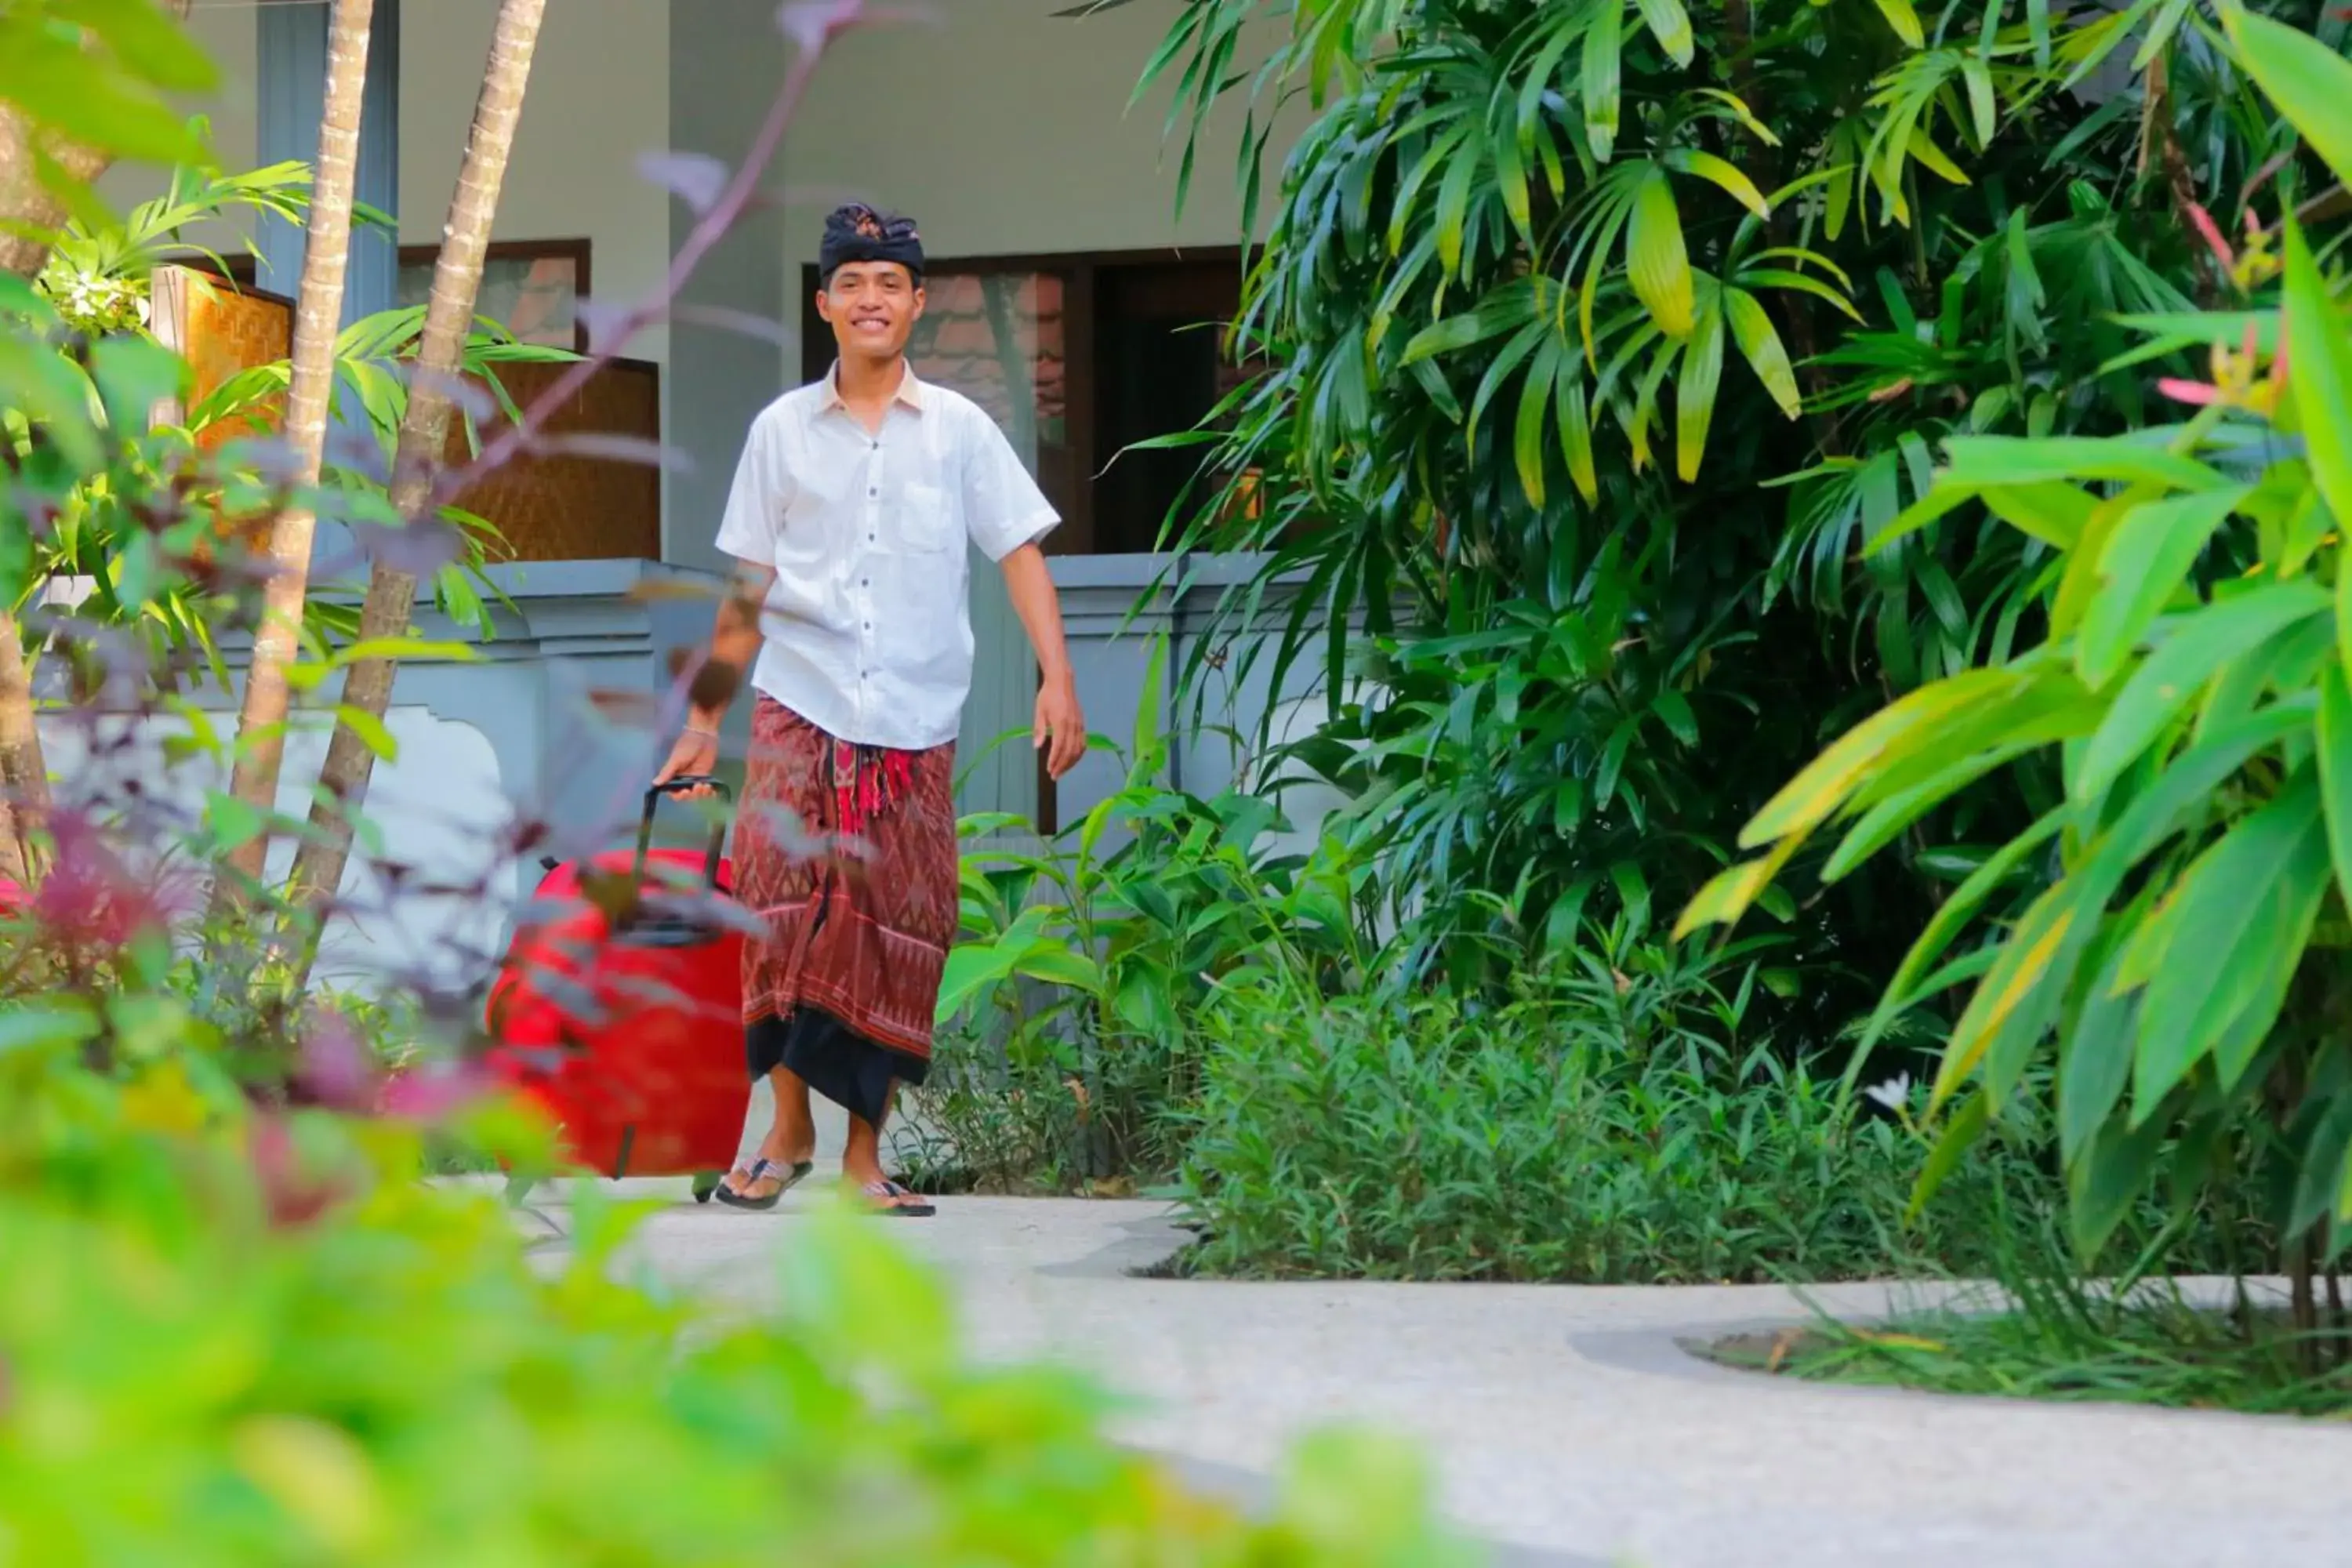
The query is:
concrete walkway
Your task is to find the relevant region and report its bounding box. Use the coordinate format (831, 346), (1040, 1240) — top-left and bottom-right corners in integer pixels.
(515, 1174), (2352, 1568)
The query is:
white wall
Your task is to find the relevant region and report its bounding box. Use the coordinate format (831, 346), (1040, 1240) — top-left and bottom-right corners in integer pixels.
(93, 2), (260, 243)
(401, 0), (672, 367)
(780, 0), (1301, 272)
(38, 706), (514, 995)
(94, 2), (670, 366)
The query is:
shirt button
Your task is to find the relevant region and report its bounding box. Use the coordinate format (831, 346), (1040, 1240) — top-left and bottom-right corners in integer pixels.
(868, 487), (877, 497)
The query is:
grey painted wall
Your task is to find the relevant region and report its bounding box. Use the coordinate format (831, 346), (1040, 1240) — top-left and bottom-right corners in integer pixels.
(664, 0), (790, 578)
(1046, 551), (1371, 855)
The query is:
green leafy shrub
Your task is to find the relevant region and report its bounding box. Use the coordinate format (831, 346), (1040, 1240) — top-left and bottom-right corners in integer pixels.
(0, 15), (1460, 1560)
(0, 1058), (1468, 1566)
(1677, 6), (2352, 1338)
(929, 650), (1367, 1192)
(1131, 0), (2259, 1018)
(0, 845), (1461, 1565)
(1167, 931), (2091, 1284)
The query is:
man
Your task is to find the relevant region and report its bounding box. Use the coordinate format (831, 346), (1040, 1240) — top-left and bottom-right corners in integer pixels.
(653, 203), (1084, 1215)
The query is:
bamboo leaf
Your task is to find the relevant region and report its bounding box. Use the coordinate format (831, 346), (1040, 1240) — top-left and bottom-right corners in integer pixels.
(1436, 140), (1479, 277)
(1672, 837), (1802, 938)
(1583, 0), (1624, 163)
(1871, 0), (1926, 49)
(331, 705), (400, 764)
(1733, 267), (1864, 323)
(2074, 486), (2249, 691)
(1906, 127), (1969, 186)
(1873, 805), (2067, 1026)
(2074, 584), (2332, 804)
(2227, 6), (2352, 194)
(1941, 435), (2230, 493)
(1740, 666), (2031, 850)
(1933, 878), (2078, 1105)
(1516, 17), (1582, 165)
(1908, 1088), (1991, 1220)
(2194, 816), (2328, 1094)
(1401, 283), (1537, 365)
(1555, 359), (1600, 505)
(2318, 666), (2352, 913)
(1675, 297), (1725, 482)
(1722, 286), (1800, 418)
(2281, 218), (2352, 624)
(1632, 0), (1694, 67)
(2058, 942), (2138, 1170)
(1960, 56), (1998, 146)
(1627, 166), (1696, 339)
(1695, 87), (1780, 146)
(1514, 334), (1559, 507)
(2133, 782), (2324, 1115)
(2070, 1113), (2170, 1261)
(1824, 129), (1857, 241)
(1977, 481), (2097, 551)
(1664, 148), (1770, 217)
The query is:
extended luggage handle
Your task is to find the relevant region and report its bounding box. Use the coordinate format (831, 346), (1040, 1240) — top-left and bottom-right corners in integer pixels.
(634, 775), (732, 891)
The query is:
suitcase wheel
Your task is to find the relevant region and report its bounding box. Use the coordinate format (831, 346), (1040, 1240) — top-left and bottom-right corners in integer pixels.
(691, 1171), (721, 1205)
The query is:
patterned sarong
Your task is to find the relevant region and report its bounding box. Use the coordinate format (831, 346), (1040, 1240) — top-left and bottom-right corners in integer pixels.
(734, 695), (957, 1123)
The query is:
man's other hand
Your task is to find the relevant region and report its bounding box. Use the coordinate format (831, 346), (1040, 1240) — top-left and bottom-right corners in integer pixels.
(653, 726), (721, 797)
(1034, 675), (1085, 781)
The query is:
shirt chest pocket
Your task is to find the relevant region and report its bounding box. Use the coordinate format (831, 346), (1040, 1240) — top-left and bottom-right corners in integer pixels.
(887, 481), (960, 556)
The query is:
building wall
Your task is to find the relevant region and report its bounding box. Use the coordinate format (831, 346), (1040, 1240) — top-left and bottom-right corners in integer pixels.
(100, 2), (671, 369)
(779, 0), (1296, 272)
(93, 3), (260, 245)
(662, 0), (789, 575)
(399, 0), (673, 368)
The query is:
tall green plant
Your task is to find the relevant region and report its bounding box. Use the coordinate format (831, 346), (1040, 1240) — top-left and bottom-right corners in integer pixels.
(1677, 0), (2352, 1351)
(938, 639), (1366, 1183)
(1126, 0), (2291, 1005)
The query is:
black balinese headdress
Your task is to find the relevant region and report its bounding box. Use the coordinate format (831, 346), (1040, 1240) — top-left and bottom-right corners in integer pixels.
(819, 203), (924, 283)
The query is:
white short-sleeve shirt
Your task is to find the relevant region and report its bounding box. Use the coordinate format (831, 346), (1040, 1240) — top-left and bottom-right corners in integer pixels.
(713, 365), (1058, 751)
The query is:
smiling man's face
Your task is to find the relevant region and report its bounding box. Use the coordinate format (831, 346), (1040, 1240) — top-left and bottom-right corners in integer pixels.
(818, 260), (924, 363)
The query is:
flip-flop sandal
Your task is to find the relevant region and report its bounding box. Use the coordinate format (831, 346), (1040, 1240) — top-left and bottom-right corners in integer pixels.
(715, 1157), (813, 1211)
(861, 1178), (936, 1218)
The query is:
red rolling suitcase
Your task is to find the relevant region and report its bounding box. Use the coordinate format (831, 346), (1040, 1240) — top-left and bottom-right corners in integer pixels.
(485, 777), (746, 1203)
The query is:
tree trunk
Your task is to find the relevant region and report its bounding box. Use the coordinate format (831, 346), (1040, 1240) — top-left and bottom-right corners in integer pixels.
(212, 0), (376, 912)
(2143, 49), (2220, 307)
(2291, 1227), (2320, 1377)
(0, 0), (198, 877)
(0, 116), (111, 280)
(0, 624), (45, 886)
(282, 0), (546, 954)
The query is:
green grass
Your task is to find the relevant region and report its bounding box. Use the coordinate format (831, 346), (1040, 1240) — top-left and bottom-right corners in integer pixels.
(1161, 978), (2074, 1286)
(1707, 1203), (2347, 1417)
(1718, 1300), (2352, 1418)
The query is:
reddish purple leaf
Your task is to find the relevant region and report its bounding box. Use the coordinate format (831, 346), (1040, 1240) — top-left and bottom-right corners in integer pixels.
(527, 432), (693, 472)
(379, 1062), (492, 1124)
(639, 151), (731, 214)
(577, 298), (638, 354)
(348, 518), (463, 574)
(296, 1009), (380, 1112)
(670, 303), (797, 348)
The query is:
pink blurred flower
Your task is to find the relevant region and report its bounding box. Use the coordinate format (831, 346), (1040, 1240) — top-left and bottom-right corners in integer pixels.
(2187, 202), (2235, 273)
(4, 810), (178, 953)
(379, 1061), (492, 1125)
(247, 1113), (352, 1229)
(294, 1010), (379, 1112)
